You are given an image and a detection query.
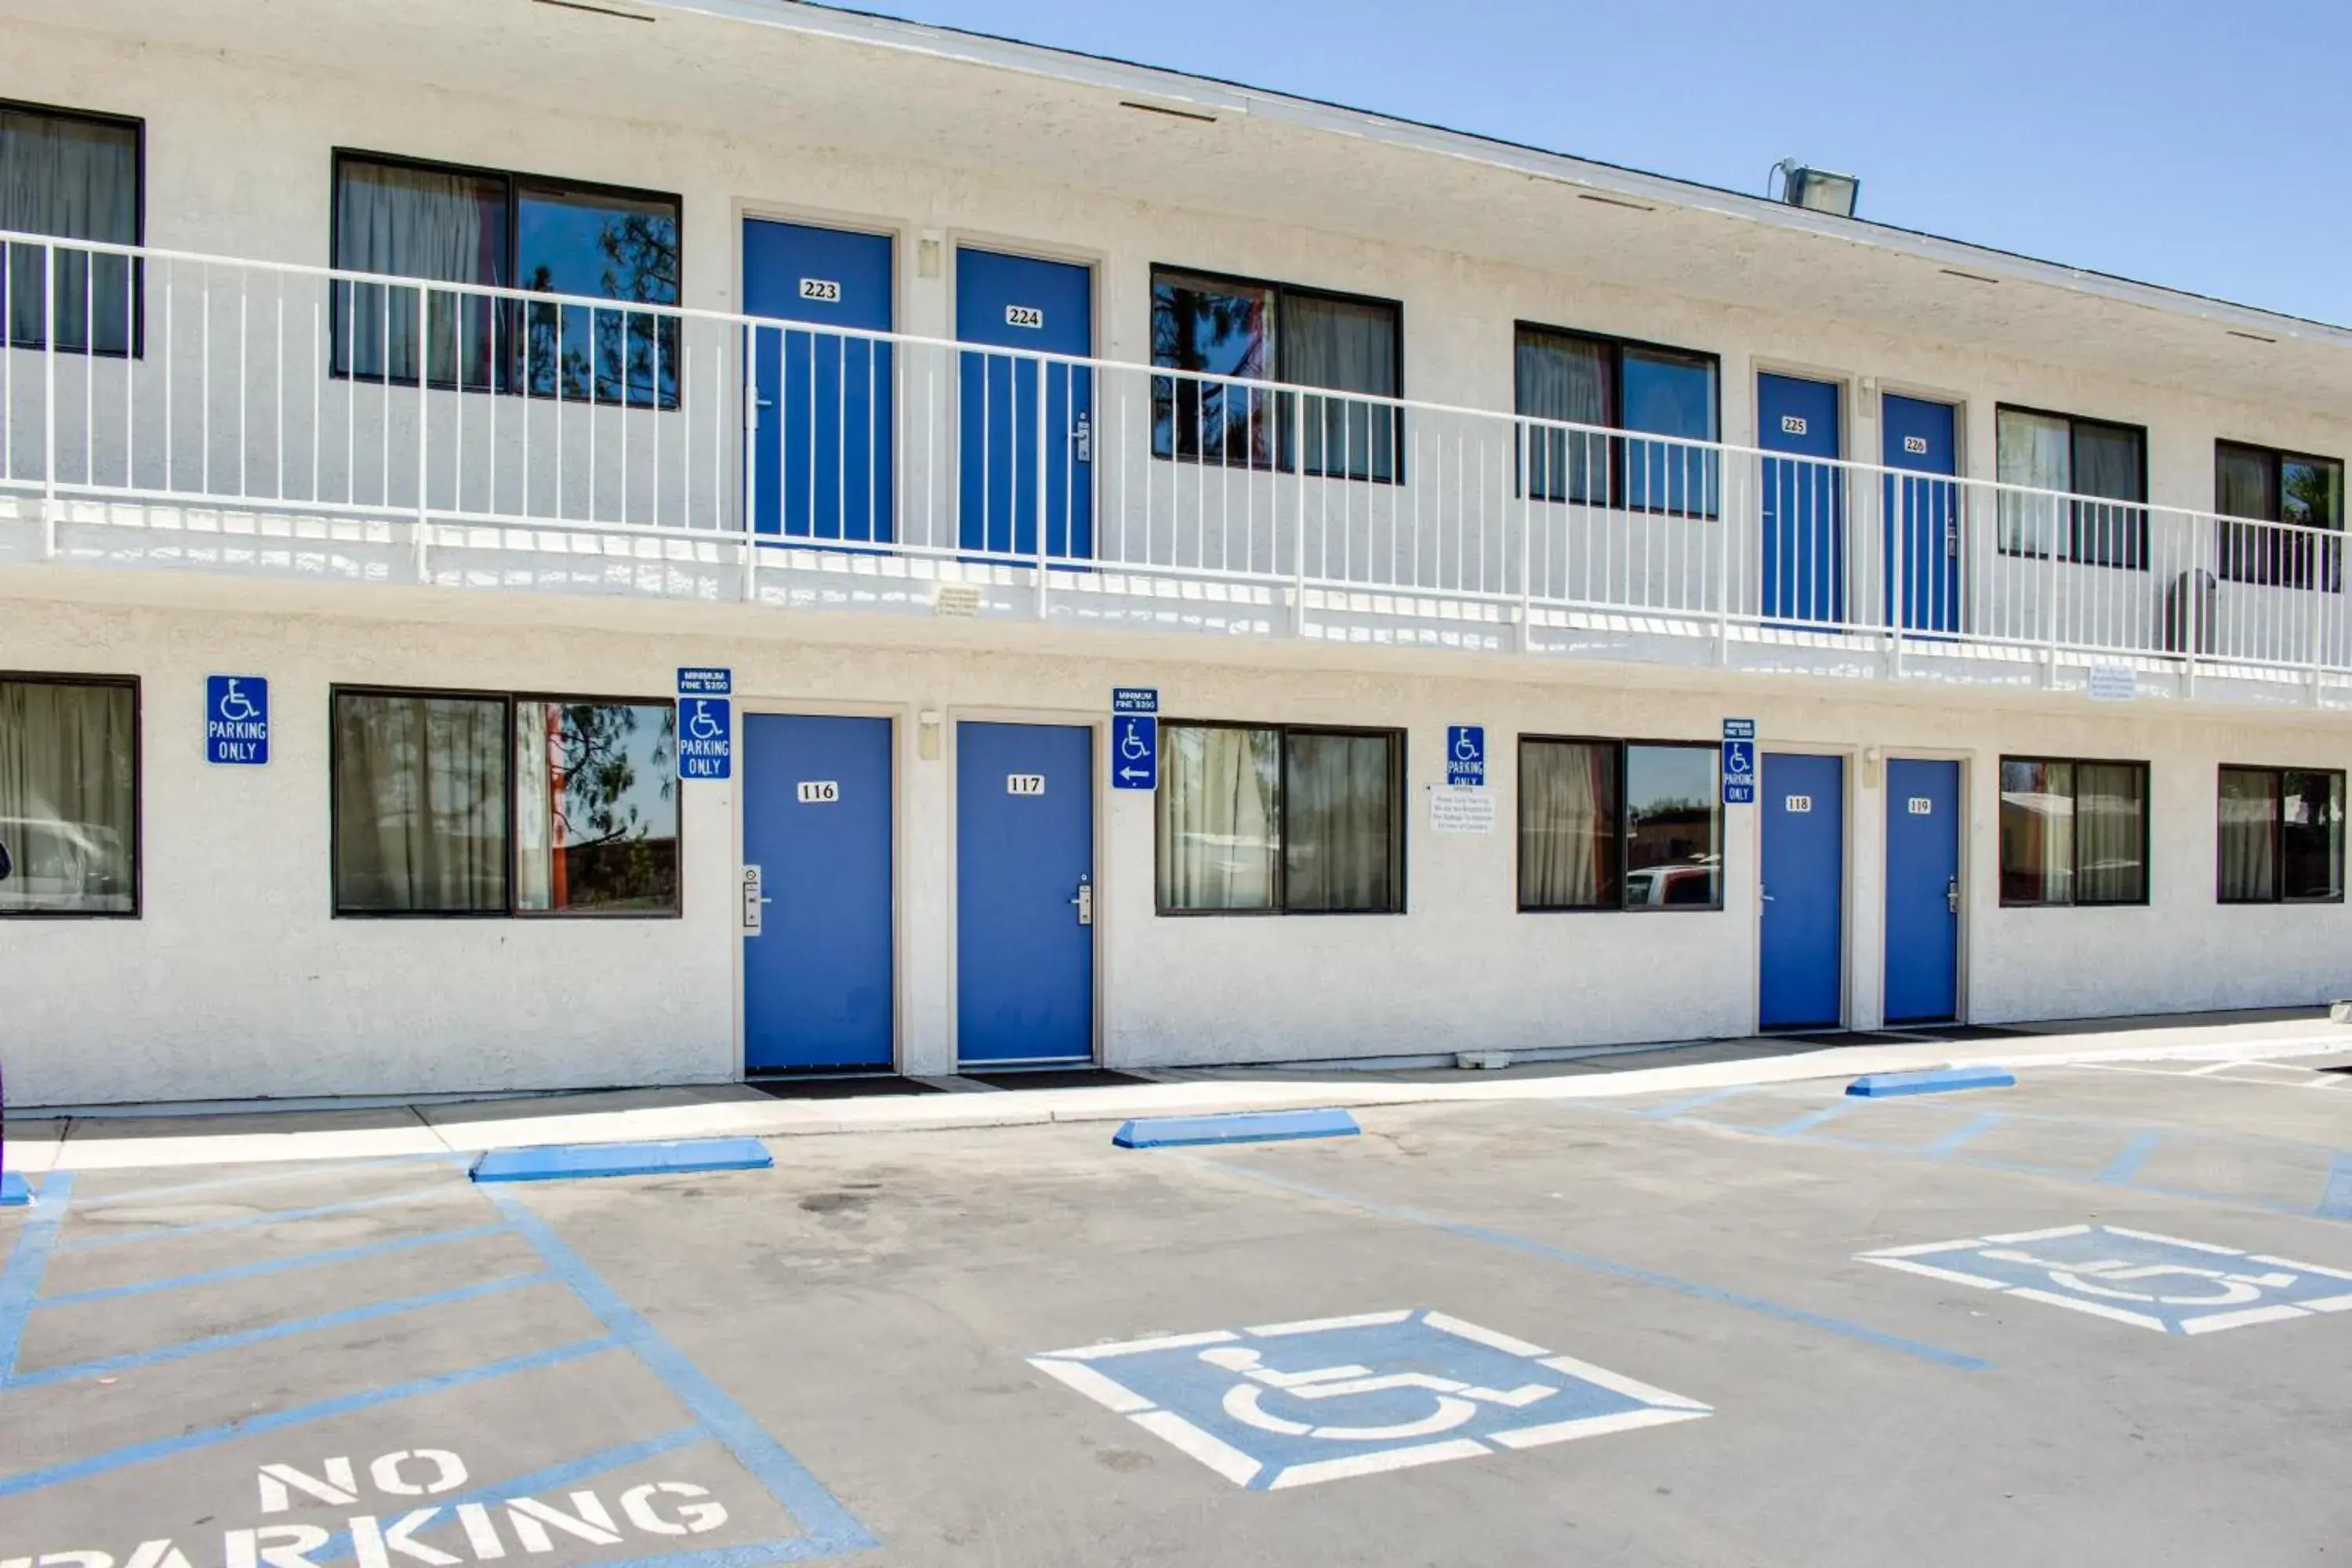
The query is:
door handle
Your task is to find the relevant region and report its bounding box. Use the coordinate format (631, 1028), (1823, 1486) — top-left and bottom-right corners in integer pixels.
(1071, 875), (1094, 927)
(1946, 877), (1960, 914)
(742, 866), (773, 934)
(1073, 411), (1093, 464)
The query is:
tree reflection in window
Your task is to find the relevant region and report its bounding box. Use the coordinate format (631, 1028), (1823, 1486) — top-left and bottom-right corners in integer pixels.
(516, 700), (680, 913)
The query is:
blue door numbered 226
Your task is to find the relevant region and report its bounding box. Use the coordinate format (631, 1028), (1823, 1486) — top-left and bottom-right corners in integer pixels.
(956, 721), (1094, 1065)
(1883, 757), (1960, 1025)
(1881, 394), (1961, 634)
(956, 248), (1094, 561)
(744, 220), (894, 543)
(1759, 751), (1845, 1032)
(1759, 373), (1845, 626)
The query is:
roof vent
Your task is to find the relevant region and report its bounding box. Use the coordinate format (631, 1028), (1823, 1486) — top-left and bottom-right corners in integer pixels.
(1770, 159), (1859, 218)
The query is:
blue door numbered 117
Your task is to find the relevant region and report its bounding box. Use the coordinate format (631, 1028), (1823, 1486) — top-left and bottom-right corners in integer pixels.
(957, 721), (1094, 1065)
(1758, 373), (1845, 626)
(956, 248), (1094, 561)
(743, 219), (895, 543)
(1759, 752), (1844, 1031)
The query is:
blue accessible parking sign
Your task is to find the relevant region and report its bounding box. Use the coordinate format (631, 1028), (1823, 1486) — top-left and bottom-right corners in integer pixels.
(1446, 726), (1485, 786)
(678, 696), (732, 779)
(1112, 714), (1157, 790)
(205, 676), (269, 765)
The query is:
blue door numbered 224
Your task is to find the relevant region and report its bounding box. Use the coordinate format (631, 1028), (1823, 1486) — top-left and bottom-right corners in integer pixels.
(744, 220), (894, 543)
(1884, 757), (1960, 1025)
(742, 713), (895, 1073)
(1882, 394), (1961, 634)
(956, 248), (1094, 561)
(1759, 373), (1845, 626)
(1760, 752), (1845, 1032)
(956, 721), (1094, 1065)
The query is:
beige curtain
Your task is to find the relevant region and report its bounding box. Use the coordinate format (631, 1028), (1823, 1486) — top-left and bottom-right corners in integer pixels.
(1283, 731), (1396, 912)
(0, 679), (136, 913)
(1157, 725), (1279, 910)
(2217, 768), (2277, 902)
(334, 692), (506, 912)
(1998, 758), (2073, 903)
(1519, 739), (1613, 907)
(2075, 763), (2145, 903)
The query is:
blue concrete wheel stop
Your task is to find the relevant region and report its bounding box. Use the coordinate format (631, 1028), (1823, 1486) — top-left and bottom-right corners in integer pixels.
(1846, 1066), (2016, 1098)
(0, 1171), (31, 1206)
(1112, 1108), (1359, 1149)
(470, 1136), (774, 1183)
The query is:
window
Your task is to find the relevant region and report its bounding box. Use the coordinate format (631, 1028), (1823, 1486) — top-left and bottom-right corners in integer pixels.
(332, 688), (678, 916)
(2216, 441), (2343, 590)
(331, 152), (681, 406)
(1515, 325), (1719, 517)
(2218, 767), (2343, 903)
(1998, 757), (2147, 906)
(1150, 268), (1402, 481)
(2, 101), (140, 355)
(1995, 407), (2147, 568)
(1519, 738), (1721, 910)
(0, 674), (138, 916)
(1156, 723), (1403, 913)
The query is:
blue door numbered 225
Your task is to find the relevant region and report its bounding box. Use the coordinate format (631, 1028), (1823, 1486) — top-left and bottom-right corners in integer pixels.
(1759, 373), (1845, 626)
(744, 219), (894, 543)
(1881, 394), (1961, 634)
(956, 721), (1094, 1065)
(956, 248), (1094, 561)
(1883, 757), (1960, 1025)
(1759, 752), (1845, 1032)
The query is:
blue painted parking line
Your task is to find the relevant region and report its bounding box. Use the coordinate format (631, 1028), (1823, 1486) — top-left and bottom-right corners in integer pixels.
(1922, 1111), (2004, 1156)
(36, 1223), (512, 1305)
(56, 1185), (459, 1250)
(1846, 1066), (2016, 1098)
(2098, 1129), (2165, 1185)
(471, 1137), (775, 1183)
(2321, 1155), (2352, 1221)
(1112, 1109), (1359, 1149)
(0, 1171), (71, 1380)
(1636, 1087), (1751, 1120)
(1186, 1156), (1989, 1372)
(1770, 1103), (1857, 1136)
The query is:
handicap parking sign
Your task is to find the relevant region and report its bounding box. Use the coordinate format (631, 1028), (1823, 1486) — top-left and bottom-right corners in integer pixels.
(1859, 1223), (2352, 1335)
(1720, 739), (1755, 804)
(205, 675), (269, 766)
(1112, 713), (1157, 790)
(1031, 1308), (1708, 1489)
(678, 697), (732, 780)
(1446, 726), (1485, 786)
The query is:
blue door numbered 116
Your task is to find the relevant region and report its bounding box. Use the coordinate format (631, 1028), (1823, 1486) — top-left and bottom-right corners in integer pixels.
(956, 248), (1094, 562)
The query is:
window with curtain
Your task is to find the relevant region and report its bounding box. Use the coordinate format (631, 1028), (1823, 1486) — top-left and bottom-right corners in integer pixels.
(2218, 765), (2343, 904)
(1995, 407), (2146, 568)
(2, 102), (140, 356)
(1515, 325), (1719, 517)
(332, 152), (680, 407)
(1999, 756), (2147, 906)
(334, 688), (681, 917)
(1519, 738), (1719, 911)
(1149, 268), (1402, 482)
(2216, 441), (2343, 591)
(1156, 723), (1403, 913)
(0, 675), (137, 916)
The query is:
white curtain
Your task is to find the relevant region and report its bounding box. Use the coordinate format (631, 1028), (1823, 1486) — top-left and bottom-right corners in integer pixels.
(2, 107), (137, 353)
(2074, 763), (2145, 903)
(335, 159), (503, 386)
(1156, 725), (1279, 910)
(333, 693), (508, 913)
(1517, 331), (1611, 503)
(0, 679), (136, 913)
(2217, 768), (2277, 902)
(1997, 409), (2070, 557)
(1283, 731), (1396, 912)
(1286, 293), (1398, 481)
(1519, 739), (1613, 907)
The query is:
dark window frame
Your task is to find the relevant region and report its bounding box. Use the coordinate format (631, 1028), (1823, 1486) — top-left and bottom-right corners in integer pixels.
(1998, 753), (2151, 909)
(1148, 263), (1406, 484)
(2214, 439), (2344, 592)
(329, 682), (682, 920)
(328, 147), (684, 408)
(1515, 734), (1723, 913)
(2, 96), (147, 358)
(1513, 321), (1723, 519)
(1994, 403), (2150, 571)
(0, 670), (141, 920)
(1152, 718), (1407, 916)
(2216, 763), (2345, 906)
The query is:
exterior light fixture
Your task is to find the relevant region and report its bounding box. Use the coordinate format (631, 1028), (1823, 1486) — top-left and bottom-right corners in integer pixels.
(1771, 159), (1859, 218)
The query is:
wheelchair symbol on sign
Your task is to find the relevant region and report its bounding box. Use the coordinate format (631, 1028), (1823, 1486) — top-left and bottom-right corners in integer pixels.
(1454, 731), (1481, 763)
(686, 701), (724, 742)
(1200, 1345), (1554, 1442)
(1120, 724), (1150, 762)
(216, 679), (261, 724)
(1723, 745), (1754, 777)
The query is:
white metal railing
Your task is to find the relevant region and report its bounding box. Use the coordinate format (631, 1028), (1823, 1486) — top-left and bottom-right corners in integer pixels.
(4, 230), (2347, 688)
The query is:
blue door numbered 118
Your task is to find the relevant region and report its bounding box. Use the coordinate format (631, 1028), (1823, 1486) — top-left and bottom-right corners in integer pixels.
(1758, 373), (1845, 626)
(956, 248), (1094, 562)
(743, 219), (894, 543)
(1883, 757), (1960, 1025)
(956, 721), (1094, 1065)
(1759, 752), (1845, 1032)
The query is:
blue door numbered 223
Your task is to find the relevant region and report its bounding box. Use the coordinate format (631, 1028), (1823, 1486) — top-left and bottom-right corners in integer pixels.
(744, 219), (894, 543)
(742, 713), (895, 1073)
(1759, 373), (1844, 626)
(956, 721), (1094, 1065)
(1760, 752), (1845, 1032)
(1883, 757), (1960, 1025)
(956, 248), (1094, 561)
(1882, 394), (1961, 634)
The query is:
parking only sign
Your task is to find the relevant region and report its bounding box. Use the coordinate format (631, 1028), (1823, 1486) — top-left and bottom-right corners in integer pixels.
(1721, 718), (1755, 805)
(1446, 726), (1486, 786)
(205, 676), (270, 765)
(678, 695), (732, 780)
(1112, 714), (1157, 790)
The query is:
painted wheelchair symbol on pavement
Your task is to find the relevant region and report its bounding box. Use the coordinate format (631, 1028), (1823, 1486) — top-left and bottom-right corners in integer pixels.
(1031, 1308), (1709, 1489)
(1859, 1223), (2352, 1335)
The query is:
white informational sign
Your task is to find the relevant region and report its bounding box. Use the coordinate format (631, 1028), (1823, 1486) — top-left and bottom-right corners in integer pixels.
(1429, 786), (1495, 834)
(2087, 667), (2138, 702)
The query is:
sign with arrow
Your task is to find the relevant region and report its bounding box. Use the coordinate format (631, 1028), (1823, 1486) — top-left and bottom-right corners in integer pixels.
(1112, 713), (1157, 790)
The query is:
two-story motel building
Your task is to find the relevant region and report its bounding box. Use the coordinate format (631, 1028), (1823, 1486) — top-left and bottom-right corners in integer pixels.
(3, 0), (2350, 1107)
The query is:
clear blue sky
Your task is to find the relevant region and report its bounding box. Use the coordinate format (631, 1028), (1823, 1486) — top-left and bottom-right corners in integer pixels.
(830, 0), (2352, 326)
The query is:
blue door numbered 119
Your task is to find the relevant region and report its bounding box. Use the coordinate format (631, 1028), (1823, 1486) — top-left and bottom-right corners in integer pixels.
(743, 219), (895, 543)
(1883, 757), (1960, 1025)
(1758, 373), (1845, 626)
(956, 248), (1094, 561)
(957, 722), (1094, 1065)
(1759, 752), (1845, 1032)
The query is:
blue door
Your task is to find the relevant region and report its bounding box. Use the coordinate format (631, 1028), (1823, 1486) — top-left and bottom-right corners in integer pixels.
(743, 220), (894, 543)
(956, 721), (1094, 1065)
(742, 713), (894, 1072)
(1884, 757), (1960, 1025)
(1758, 373), (1845, 625)
(956, 249), (1094, 561)
(1881, 394), (1961, 633)
(1760, 751), (1845, 1031)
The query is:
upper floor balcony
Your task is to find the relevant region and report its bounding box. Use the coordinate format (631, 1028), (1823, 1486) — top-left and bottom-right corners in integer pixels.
(3, 231), (2346, 709)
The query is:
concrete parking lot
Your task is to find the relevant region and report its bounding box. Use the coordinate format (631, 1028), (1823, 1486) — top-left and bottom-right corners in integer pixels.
(5, 1058), (2350, 1566)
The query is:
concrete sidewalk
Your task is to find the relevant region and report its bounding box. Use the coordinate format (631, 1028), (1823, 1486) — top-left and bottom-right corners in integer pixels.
(7, 1011), (2349, 1174)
